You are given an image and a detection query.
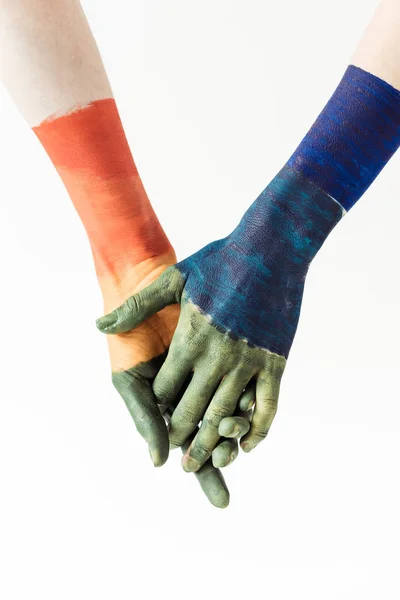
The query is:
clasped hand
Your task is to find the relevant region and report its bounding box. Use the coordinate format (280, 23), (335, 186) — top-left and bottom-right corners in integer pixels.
(96, 167), (337, 506)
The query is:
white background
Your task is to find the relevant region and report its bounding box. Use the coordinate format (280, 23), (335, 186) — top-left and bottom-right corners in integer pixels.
(0, 0), (399, 598)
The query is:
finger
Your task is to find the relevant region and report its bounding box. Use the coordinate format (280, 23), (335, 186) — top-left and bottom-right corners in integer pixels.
(153, 352), (193, 411)
(240, 370), (281, 453)
(218, 416), (250, 439)
(238, 380), (256, 412)
(168, 370), (222, 448)
(212, 438), (238, 468)
(96, 266), (184, 334)
(181, 433), (230, 509)
(182, 373), (250, 472)
(112, 368), (169, 467)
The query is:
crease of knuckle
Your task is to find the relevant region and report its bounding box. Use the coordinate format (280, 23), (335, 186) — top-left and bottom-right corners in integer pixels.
(196, 467), (215, 483)
(206, 406), (231, 427)
(153, 382), (174, 404)
(190, 443), (211, 463)
(126, 294), (141, 314)
(176, 408), (199, 425)
(250, 428), (270, 443)
(261, 398), (278, 415)
(169, 435), (184, 448)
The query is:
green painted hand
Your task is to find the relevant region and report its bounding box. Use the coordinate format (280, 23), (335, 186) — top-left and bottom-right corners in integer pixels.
(100, 256), (254, 507)
(96, 264), (285, 476)
(97, 167), (342, 478)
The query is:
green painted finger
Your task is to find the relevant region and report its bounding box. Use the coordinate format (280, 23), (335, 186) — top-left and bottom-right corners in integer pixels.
(212, 438), (238, 468)
(181, 431), (230, 509)
(238, 381), (256, 412)
(112, 359), (169, 467)
(166, 370), (222, 448)
(240, 369), (281, 453)
(153, 354), (193, 410)
(182, 373), (250, 472)
(218, 416), (250, 438)
(96, 266), (184, 334)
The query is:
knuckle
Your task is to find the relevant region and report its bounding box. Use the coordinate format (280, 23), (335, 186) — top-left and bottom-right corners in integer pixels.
(207, 405), (231, 426)
(168, 427), (190, 448)
(191, 443), (211, 463)
(263, 398), (278, 415)
(153, 380), (173, 403)
(126, 294), (141, 314)
(169, 435), (184, 448)
(252, 428), (270, 442)
(178, 407), (199, 425)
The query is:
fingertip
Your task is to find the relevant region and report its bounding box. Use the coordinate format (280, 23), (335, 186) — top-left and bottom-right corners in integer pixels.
(96, 314), (117, 333)
(181, 454), (200, 472)
(149, 445), (168, 467)
(240, 440), (253, 453)
(211, 453), (224, 469)
(194, 457), (231, 508)
(199, 471), (230, 508)
(212, 448), (229, 469)
(218, 418), (235, 437)
(212, 490), (230, 509)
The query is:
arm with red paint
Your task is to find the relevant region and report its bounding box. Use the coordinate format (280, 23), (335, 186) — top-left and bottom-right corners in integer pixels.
(0, 0), (241, 507)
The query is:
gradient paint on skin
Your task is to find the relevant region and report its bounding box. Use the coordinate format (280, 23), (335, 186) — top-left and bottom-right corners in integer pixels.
(173, 65), (400, 356)
(33, 99), (172, 277)
(176, 165), (343, 357)
(97, 63), (400, 470)
(288, 65), (400, 211)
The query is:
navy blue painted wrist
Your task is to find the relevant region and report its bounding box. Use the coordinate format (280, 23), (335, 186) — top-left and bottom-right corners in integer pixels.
(177, 165), (343, 357)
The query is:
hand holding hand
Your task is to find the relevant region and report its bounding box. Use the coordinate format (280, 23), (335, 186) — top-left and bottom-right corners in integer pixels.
(97, 166), (343, 474)
(100, 251), (253, 507)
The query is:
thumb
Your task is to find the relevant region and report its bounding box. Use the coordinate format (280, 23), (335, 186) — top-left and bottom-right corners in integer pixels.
(96, 266), (183, 334)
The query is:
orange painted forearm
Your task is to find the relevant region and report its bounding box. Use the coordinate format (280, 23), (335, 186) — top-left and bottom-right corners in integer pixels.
(33, 99), (172, 279)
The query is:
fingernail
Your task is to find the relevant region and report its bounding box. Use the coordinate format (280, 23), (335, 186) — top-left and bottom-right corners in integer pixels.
(219, 423), (234, 437)
(241, 442), (252, 453)
(96, 314), (116, 332)
(182, 456), (199, 472)
(149, 447), (163, 467)
(214, 492), (230, 509)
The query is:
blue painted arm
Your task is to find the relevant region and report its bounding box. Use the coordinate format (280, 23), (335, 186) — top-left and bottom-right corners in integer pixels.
(97, 64), (400, 469)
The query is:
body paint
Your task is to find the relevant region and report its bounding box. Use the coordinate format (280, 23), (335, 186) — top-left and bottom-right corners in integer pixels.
(1, 0), (237, 504)
(177, 166), (343, 358)
(33, 99), (172, 278)
(288, 65), (400, 211)
(98, 64), (400, 470)
(96, 167), (342, 465)
(173, 68), (400, 357)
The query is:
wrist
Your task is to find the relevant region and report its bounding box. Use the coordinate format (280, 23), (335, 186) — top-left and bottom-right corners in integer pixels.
(98, 249), (177, 313)
(233, 165), (343, 267)
(86, 199), (174, 283)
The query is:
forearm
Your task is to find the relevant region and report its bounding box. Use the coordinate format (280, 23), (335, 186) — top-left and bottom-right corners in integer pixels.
(172, 0), (400, 360)
(0, 0), (173, 290)
(286, 0), (400, 214)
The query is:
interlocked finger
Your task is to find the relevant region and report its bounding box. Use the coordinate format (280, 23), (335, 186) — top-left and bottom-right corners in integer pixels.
(182, 373), (251, 472)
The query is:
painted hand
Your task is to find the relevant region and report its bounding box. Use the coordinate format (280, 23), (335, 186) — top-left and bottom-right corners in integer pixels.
(101, 251), (252, 507)
(97, 166), (343, 474)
